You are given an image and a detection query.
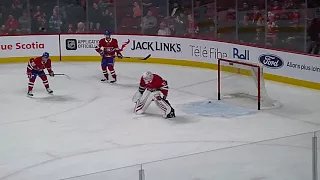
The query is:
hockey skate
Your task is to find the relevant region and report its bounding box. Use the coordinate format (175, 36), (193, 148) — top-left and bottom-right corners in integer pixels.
(109, 77), (117, 84)
(46, 88), (53, 94)
(27, 91), (33, 96)
(101, 74), (109, 82)
(165, 108), (176, 119)
(110, 79), (117, 84)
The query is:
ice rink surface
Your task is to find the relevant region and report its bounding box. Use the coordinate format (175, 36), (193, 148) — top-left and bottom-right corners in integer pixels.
(0, 62), (320, 180)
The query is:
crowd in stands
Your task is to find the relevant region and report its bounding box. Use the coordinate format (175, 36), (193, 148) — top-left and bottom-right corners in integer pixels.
(0, 0), (319, 53)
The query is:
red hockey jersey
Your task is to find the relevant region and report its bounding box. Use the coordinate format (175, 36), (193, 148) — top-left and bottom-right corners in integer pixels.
(95, 38), (121, 58)
(27, 56), (53, 74)
(139, 74), (169, 96)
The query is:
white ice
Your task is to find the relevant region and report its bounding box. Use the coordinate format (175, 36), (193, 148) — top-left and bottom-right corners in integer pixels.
(0, 62), (320, 180)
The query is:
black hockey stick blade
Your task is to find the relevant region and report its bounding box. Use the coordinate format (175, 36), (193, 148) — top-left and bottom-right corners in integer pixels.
(123, 54), (151, 60)
(46, 73), (71, 80)
(142, 54), (151, 60)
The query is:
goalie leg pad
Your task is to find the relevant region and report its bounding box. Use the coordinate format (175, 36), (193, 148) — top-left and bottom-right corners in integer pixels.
(135, 90), (153, 114)
(153, 92), (173, 118)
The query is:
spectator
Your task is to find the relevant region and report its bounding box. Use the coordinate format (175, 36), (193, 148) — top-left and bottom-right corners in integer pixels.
(288, 9), (301, 27)
(142, 0), (152, 15)
(76, 22), (85, 33)
(158, 22), (171, 35)
(101, 9), (114, 30)
(185, 14), (199, 37)
(106, 0), (114, 6)
(15, 29), (21, 34)
(49, 10), (63, 32)
(170, 3), (181, 17)
(0, 25), (7, 35)
(252, 6), (263, 24)
(241, 15), (250, 26)
(11, 0), (23, 18)
(0, 5), (7, 25)
(89, 22), (94, 32)
(98, 0), (108, 10)
(141, 10), (157, 34)
(226, 8), (236, 21)
(173, 12), (187, 36)
(5, 15), (18, 34)
(194, 0), (205, 21)
(94, 22), (103, 33)
(90, 3), (102, 23)
(201, 25), (217, 40)
(240, 2), (250, 11)
(11, 3), (21, 19)
(284, 0), (298, 9)
(35, 16), (48, 33)
(169, 24), (176, 35)
(250, 28), (265, 46)
(133, 1), (142, 18)
(307, 16), (320, 54)
(266, 12), (278, 45)
(33, 6), (43, 19)
(19, 11), (31, 34)
(67, 24), (73, 33)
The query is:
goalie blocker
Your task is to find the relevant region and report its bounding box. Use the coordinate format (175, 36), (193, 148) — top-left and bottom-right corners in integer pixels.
(132, 71), (175, 119)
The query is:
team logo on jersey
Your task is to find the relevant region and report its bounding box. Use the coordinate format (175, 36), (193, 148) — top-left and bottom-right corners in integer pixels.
(66, 39), (77, 50)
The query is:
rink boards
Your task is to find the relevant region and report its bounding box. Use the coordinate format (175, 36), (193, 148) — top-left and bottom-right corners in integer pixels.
(0, 34), (319, 90)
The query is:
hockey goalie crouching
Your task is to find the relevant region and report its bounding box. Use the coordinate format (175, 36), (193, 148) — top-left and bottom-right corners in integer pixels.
(132, 71), (176, 119)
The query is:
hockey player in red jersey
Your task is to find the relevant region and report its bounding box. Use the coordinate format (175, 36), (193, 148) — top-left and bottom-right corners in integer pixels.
(132, 71), (175, 118)
(95, 30), (123, 83)
(26, 52), (54, 96)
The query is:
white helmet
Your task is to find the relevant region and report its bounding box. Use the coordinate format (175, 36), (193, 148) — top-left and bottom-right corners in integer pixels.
(142, 71), (153, 83)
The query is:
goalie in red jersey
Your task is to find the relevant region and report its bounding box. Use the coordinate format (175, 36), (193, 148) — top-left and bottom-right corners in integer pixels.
(95, 30), (123, 83)
(26, 52), (54, 96)
(132, 71), (175, 119)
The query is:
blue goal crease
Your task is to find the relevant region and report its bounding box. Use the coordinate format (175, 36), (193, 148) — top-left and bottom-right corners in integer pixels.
(178, 100), (257, 118)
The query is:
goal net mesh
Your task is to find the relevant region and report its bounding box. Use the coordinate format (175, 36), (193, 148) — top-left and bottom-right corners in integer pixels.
(218, 59), (280, 109)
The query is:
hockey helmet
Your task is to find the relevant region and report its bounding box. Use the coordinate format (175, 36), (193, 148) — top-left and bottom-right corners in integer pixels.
(142, 71), (153, 83)
(104, 30), (111, 38)
(42, 52), (49, 62)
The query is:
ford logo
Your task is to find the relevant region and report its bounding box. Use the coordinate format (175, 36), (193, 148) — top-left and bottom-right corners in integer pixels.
(258, 54), (284, 69)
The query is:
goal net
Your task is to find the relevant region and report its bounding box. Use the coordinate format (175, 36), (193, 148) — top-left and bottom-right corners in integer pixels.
(217, 58), (280, 110)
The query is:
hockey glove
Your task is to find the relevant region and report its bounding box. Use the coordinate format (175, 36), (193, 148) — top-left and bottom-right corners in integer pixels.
(49, 71), (54, 77)
(132, 91), (142, 103)
(117, 53), (123, 59)
(27, 72), (32, 79)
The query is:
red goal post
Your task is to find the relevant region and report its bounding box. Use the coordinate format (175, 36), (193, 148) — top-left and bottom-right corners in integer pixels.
(217, 58), (280, 110)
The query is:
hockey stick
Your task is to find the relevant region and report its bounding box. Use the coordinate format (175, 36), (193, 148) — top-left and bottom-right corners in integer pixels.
(122, 54), (151, 60)
(46, 73), (71, 79)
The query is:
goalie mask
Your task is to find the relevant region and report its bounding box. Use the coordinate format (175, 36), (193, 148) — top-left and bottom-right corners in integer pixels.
(142, 71), (153, 83)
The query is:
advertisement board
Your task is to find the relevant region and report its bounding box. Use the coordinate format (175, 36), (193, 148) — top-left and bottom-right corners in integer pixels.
(60, 34), (319, 84)
(228, 44), (320, 83)
(0, 34), (317, 87)
(0, 35), (59, 58)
